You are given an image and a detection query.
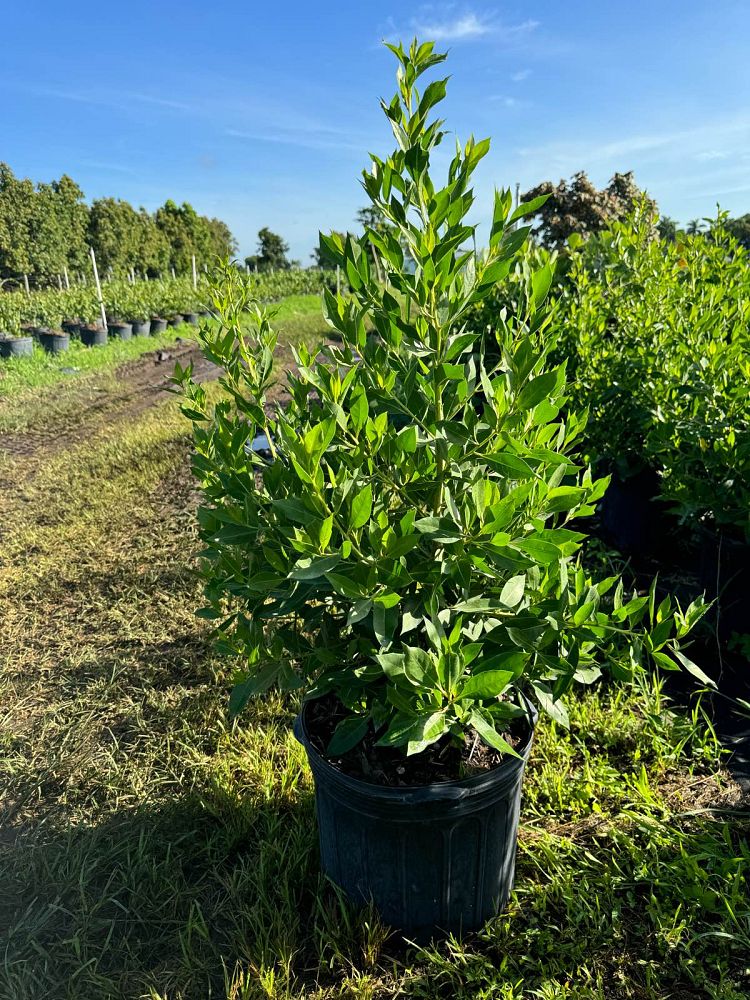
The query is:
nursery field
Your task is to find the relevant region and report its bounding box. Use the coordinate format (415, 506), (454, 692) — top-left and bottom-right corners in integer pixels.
(1, 303), (749, 999)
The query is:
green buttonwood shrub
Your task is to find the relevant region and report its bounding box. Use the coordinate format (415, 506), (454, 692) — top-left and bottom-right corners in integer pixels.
(176, 40), (709, 757)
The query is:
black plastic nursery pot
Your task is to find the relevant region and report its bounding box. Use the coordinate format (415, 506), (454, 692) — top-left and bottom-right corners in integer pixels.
(37, 329), (70, 354)
(79, 326), (108, 347)
(698, 530), (750, 642)
(61, 320), (80, 336)
(167, 314), (185, 327)
(108, 321), (133, 341)
(150, 318), (168, 334)
(597, 467), (664, 557)
(294, 698), (537, 941)
(183, 311), (199, 325)
(0, 335), (33, 358)
(131, 319), (151, 336)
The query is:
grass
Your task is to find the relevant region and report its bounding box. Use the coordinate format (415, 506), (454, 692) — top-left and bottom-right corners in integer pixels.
(1, 313), (749, 999)
(0, 324), (196, 399)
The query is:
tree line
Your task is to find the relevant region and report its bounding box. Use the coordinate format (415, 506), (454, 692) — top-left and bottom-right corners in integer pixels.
(0, 164), (237, 288)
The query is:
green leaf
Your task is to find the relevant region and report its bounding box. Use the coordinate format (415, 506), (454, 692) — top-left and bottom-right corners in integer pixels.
(397, 424), (418, 453)
(327, 715), (369, 755)
(672, 649), (716, 688)
(403, 645), (432, 683)
(290, 554), (341, 580)
(531, 262), (554, 308)
(482, 452), (535, 479)
(517, 371), (559, 410)
(460, 670), (514, 700)
(271, 497), (319, 526)
(350, 387), (369, 431)
(508, 192), (549, 224)
(513, 537), (561, 564)
(469, 710), (520, 756)
(347, 598), (372, 626)
(317, 514), (334, 550)
(573, 599), (598, 625)
(532, 682), (569, 728)
(373, 601), (397, 645)
(325, 572), (365, 599)
(229, 665), (279, 718)
(500, 574), (526, 607)
(351, 484), (373, 529)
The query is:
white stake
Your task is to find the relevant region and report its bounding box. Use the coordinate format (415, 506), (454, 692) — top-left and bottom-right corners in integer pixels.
(58, 275), (63, 290)
(89, 247), (108, 331)
(171, 267), (176, 280)
(191, 255), (197, 290)
(63, 267), (70, 290)
(23, 274), (30, 296)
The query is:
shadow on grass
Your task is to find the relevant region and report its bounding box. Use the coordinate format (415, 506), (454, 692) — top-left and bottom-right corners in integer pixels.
(2, 774), (749, 1000)
(0, 787), (330, 999)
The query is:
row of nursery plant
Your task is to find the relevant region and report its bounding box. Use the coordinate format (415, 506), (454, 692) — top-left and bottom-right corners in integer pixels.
(556, 212), (750, 544)
(468, 214), (750, 546)
(0, 268), (334, 337)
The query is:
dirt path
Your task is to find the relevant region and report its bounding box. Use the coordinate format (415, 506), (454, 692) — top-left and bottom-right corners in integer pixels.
(0, 340), (220, 462)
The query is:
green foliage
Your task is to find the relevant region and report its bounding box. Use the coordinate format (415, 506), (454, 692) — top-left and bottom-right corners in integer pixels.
(245, 227), (293, 272)
(178, 41), (706, 757)
(558, 207), (750, 539)
(726, 212), (750, 249)
(155, 199), (236, 275)
(311, 229), (348, 269)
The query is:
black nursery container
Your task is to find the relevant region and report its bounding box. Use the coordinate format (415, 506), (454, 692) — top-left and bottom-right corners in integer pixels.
(0, 336), (33, 358)
(295, 699), (536, 941)
(151, 318), (168, 335)
(131, 319), (151, 336)
(183, 311), (199, 325)
(167, 314), (185, 327)
(37, 329), (69, 354)
(698, 530), (750, 642)
(79, 326), (108, 347)
(108, 322), (133, 340)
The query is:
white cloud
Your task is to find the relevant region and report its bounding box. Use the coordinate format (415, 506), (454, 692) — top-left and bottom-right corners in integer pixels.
(489, 95), (520, 108)
(511, 69), (531, 82)
(414, 11), (493, 41)
(694, 150), (730, 161)
(396, 6), (539, 45)
(515, 115), (750, 173)
(225, 127), (364, 153)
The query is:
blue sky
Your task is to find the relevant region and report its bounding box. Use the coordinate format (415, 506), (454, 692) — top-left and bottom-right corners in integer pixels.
(2, 2), (749, 263)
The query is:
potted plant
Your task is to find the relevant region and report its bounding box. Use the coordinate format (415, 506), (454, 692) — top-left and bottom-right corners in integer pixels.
(176, 40), (710, 940)
(33, 302), (70, 354)
(0, 298), (33, 358)
(75, 291), (107, 347)
(130, 285), (152, 336)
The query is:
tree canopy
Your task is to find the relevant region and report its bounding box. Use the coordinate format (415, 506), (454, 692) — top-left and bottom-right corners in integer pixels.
(0, 163), (237, 286)
(245, 227), (293, 272)
(521, 171), (657, 248)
